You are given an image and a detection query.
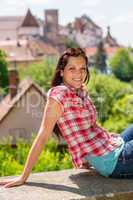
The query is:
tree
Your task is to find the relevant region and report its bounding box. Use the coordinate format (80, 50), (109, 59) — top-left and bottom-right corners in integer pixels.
(94, 41), (107, 73)
(19, 57), (56, 91)
(109, 48), (133, 82)
(103, 94), (133, 133)
(65, 38), (80, 49)
(87, 69), (132, 123)
(0, 50), (8, 92)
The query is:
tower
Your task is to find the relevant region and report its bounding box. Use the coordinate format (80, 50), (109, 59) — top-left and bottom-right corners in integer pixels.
(44, 9), (59, 35)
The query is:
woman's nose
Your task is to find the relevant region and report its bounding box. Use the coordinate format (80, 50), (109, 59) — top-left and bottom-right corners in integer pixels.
(74, 71), (84, 76)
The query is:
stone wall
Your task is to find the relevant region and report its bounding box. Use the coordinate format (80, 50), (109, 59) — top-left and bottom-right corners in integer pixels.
(0, 169), (133, 200)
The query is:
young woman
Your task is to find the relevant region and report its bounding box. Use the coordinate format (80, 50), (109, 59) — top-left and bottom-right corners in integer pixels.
(0, 48), (133, 188)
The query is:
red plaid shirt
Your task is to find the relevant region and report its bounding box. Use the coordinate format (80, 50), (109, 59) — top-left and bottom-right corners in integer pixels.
(47, 83), (122, 168)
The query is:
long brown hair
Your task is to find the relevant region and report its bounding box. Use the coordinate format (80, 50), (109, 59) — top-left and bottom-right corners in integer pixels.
(51, 48), (90, 140)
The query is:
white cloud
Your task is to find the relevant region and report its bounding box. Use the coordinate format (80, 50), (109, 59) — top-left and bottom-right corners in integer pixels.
(24, 0), (50, 8)
(0, 0), (26, 15)
(82, 0), (101, 7)
(111, 12), (133, 25)
(92, 15), (106, 24)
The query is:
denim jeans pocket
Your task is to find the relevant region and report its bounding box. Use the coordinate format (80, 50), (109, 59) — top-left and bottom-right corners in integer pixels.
(110, 172), (133, 179)
(117, 151), (124, 162)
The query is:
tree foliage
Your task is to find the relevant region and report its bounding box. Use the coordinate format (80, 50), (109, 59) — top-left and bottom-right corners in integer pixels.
(87, 69), (133, 132)
(103, 94), (133, 133)
(94, 41), (107, 73)
(0, 49), (8, 92)
(65, 38), (80, 49)
(19, 57), (57, 91)
(109, 48), (133, 82)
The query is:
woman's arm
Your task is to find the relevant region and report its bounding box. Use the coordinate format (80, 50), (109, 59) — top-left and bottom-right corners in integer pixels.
(21, 97), (63, 181)
(0, 97), (63, 188)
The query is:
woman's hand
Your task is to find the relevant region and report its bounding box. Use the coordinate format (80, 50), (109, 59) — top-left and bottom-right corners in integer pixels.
(0, 175), (26, 188)
(79, 159), (92, 169)
(110, 132), (119, 137)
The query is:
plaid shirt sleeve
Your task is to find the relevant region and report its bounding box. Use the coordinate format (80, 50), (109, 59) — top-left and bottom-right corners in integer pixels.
(47, 86), (67, 112)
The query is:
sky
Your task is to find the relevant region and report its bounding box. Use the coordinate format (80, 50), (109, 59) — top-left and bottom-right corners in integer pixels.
(0, 0), (133, 47)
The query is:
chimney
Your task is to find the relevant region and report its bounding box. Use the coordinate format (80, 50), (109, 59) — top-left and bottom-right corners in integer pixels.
(8, 66), (19, 99)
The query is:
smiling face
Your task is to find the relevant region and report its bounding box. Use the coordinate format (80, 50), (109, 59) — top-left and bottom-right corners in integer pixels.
(60, 56), (87, 89)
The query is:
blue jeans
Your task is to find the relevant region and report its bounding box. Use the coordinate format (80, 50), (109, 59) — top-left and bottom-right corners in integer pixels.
(109, 124), (133, 179)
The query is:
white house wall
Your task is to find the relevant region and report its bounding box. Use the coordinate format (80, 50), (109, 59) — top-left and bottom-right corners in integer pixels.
(18, 27), (40, 37)
(0, 87), (46, 144)
(0, 30), (17, 40)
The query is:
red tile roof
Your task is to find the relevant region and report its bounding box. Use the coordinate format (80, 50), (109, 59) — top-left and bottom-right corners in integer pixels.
(0, 38), (59, 62)
(21, 9), (39, 27)
(0, 9), (39, 30)
(85, 47), (121, 58)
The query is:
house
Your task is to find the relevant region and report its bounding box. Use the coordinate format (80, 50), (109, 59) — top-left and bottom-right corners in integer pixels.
(85, 47), (121, 60)
(0, 9), (41, 41)
(0, 8), (60, 67)
(0, 67), (66, 146)
(0, 37), (59, 68)
(0, 8), (66, 53)
(59, 14), (103, 48)
(85, 27), (122, 65)
(103, 26), (120, 48)
(0, 67), (47, 144)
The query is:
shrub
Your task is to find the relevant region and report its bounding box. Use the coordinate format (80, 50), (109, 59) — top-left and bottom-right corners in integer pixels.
(0, 137), (72, 176)
(19, 57), (57, 91)
(109, 48), (133, 82)
(87, 69), (132, 123)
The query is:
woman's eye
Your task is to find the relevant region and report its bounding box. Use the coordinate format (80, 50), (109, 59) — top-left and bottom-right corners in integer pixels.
(81, 68), (86, 72)
(68, 67), (86, 72)
(69, 68), (75, 71)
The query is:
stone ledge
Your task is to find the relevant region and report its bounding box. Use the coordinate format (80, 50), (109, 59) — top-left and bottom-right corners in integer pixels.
(0, 168), (133, 200)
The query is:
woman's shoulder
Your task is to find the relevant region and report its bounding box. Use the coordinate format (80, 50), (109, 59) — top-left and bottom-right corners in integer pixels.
(47, 85), (69, 97)
(48, 85), (69, 92)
